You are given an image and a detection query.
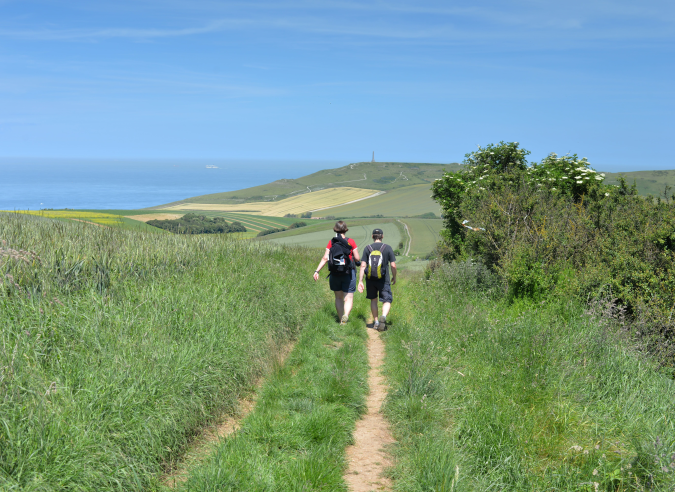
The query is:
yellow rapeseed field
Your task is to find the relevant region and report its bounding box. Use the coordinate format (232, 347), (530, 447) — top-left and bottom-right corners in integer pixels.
(1, 210), (123, 226)
(160, 187), (383, 217)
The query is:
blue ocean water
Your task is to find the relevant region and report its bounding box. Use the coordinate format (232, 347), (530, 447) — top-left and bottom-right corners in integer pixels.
(0, 159), (345, 210)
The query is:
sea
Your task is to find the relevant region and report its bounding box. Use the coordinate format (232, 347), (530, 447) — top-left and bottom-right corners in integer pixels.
(0, 159), (346, 210)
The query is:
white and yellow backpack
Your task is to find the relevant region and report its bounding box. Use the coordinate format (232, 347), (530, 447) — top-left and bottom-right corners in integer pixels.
(366, 244), (388, 280)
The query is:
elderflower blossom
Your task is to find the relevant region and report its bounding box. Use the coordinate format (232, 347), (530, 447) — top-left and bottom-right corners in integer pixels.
(605, 192), (610, 196)
(577, 180), (583, 184)
(595, 176), (603, 181)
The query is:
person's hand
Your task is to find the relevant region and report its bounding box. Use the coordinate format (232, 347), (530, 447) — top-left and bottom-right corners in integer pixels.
(358, 282), (364, 293)
(391, 277), (397, 285)
(313, 271), (320, 281)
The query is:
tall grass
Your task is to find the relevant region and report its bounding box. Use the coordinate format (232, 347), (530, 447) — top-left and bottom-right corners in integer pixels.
(0, 212), (326, 491)
(384, 266), (675, 491)
(182, 303), (369, 491)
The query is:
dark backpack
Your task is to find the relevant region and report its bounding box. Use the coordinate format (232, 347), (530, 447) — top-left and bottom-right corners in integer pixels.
(328, 236), (353, 276)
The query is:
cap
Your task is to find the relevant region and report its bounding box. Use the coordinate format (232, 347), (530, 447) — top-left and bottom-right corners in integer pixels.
(372, 228), (383, 235)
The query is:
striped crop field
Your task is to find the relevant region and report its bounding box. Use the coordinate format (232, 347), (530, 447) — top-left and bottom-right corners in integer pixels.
(160, 187), (382, 216)
(399, 218), (443, 256)
(317, 184), (440, 218)
(199, 213), (307, 232)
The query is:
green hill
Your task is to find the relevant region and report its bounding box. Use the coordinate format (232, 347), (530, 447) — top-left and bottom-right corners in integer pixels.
(154, 161), (462, 208)
(602, 169), (675, 197)
(317, 184), (440, 218)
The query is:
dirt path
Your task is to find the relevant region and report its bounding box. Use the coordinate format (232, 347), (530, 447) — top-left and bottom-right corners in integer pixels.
(162, 343), (294, 489)
(397, 219), (411, 256)
(344, 327), (396, 491)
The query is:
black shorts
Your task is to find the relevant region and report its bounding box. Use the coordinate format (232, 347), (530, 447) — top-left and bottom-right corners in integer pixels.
(365, 278), (393, 303)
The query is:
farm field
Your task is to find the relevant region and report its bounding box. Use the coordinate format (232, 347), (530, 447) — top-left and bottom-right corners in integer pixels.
(0, 209), (162, 232)
(319, 184), (441, 218)
(399, 218), (443, 256)
(155, 161), (462, 207)
(267, 221), (402, 252)
(160, 187), (381, 217)
(197, 212), (326, 232)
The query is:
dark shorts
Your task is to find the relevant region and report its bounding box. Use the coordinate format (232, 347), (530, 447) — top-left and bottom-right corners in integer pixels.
(329, 268), (356, 294)
(365, 278), (393, 303)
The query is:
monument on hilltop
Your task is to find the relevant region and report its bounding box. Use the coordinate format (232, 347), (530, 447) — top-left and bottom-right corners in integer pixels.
(372, 151), (375, 163)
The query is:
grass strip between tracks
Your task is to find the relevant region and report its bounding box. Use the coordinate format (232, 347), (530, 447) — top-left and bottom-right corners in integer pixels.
(382, 269), (675, 491)
(180, 302), (369, 491)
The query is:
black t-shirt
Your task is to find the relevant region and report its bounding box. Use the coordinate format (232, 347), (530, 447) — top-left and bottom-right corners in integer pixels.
(362, 242), (396, 282)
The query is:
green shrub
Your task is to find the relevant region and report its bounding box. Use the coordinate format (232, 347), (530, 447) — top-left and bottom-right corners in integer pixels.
(288, 221), (307, 230)
(147, 213), (246, 234)
(257, 226), (287, 236)
(431, 143), (675, 365)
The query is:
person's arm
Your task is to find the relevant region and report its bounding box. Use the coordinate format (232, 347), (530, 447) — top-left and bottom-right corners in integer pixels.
(358, 261), (367, 292)
(388, 246), (397, 285)
(313, 248), (330, 281)
(357, 246), (368, 293)
(352, 246), (360, 263)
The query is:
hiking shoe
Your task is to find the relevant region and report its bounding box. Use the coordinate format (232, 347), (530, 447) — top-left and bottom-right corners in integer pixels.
(373, 319), (380, 330)
(340, 314), (349, 325)
(378, 315), (387, 331)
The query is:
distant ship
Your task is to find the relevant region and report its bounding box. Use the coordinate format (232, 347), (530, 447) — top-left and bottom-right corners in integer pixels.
(205, 165), (219, 169)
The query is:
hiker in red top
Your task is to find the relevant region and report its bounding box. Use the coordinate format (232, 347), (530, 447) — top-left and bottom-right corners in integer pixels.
(313, 220), (361, 324)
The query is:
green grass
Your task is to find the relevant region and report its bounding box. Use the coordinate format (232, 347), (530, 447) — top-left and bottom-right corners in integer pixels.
(179, 303), (369, 491)
(266, 221), (403, 253)
(0, 213), (327, 491)
(318, 184), (442, 218)
(155, 162), (462, 207)
(398, 218), (442, 256)
(603, 170), (675, 198)
(382, 263), (675, 491)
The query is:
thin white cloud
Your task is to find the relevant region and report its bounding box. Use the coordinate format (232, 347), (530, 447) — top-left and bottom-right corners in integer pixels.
(0, 20), (227, 41)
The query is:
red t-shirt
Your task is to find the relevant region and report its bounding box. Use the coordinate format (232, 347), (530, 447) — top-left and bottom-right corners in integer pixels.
(326, 237), (357, 262)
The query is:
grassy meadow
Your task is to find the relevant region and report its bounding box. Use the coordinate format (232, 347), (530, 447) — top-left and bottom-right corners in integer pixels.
(384, 265), (675, 491)
(603, 170), (675, 198)
(0, 212), (328, 491)
(318, 184), (441, 218)
(398, 218), (442, 256)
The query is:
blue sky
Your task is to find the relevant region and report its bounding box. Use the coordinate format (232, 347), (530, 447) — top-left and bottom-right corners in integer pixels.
(0, 0), (673, 171)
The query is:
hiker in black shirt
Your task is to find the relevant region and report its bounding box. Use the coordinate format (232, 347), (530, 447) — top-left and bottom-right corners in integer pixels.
(358, 228), (396, 331)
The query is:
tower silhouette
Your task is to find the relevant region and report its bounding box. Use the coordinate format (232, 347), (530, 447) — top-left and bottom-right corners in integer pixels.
(372, 151), (375, 163)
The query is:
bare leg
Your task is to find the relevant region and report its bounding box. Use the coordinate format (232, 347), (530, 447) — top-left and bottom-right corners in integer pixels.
(382, 302), (391, 318)
(334, 291), (345, 320)
(343, 293), (354, 318)
(370, 298), (379, 321)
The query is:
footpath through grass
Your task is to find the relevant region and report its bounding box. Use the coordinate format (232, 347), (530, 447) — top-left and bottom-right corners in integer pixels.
(180, 303), (369, 491)
(0, 213), (327, 491)
(383, 264), (675, 491)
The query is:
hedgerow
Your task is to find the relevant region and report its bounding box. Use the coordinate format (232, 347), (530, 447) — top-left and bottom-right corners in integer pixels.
(431, 142), (675, 366)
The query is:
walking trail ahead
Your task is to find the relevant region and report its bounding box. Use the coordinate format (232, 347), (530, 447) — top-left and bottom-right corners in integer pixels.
(345, 327), (396, 491)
